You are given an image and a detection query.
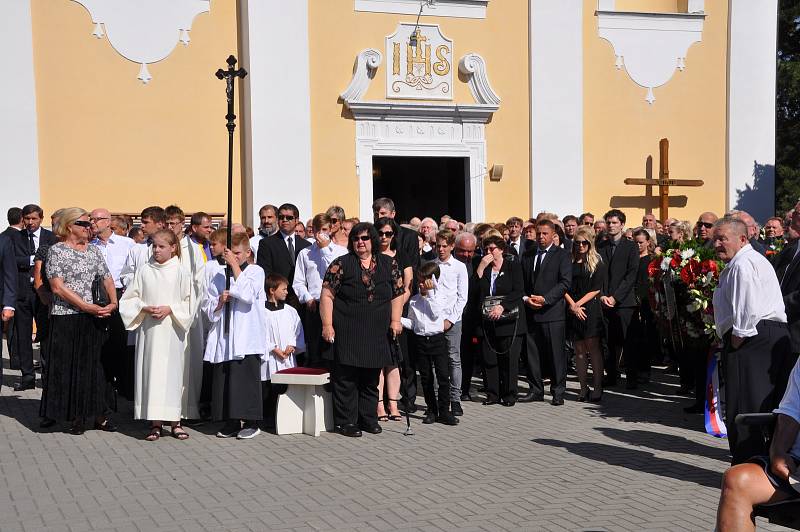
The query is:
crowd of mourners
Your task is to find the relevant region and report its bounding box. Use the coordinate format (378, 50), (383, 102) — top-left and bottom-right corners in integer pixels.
(0, 198), (798, 531)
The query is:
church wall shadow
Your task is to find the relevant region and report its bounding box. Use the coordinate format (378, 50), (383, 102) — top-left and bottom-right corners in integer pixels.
(595, 427), (730, 462)
(532, 438), (723, 489)
(734, 161), (774, 223)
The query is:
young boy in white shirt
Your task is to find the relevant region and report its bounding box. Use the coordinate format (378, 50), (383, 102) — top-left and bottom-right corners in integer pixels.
(402, 261), (459, 426)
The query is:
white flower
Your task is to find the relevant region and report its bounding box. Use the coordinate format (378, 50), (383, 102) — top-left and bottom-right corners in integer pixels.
(681, 249), (695, 260)
(660, 257), (671, 271)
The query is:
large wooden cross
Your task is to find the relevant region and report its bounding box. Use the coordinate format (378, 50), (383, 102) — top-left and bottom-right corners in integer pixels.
(623, 138), (704, 222)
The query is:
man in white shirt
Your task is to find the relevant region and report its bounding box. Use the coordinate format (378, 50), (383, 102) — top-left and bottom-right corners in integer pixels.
(293, 214), (347, 367)
(249, 204), (278, 255)
(433, 229), (469, 416)
(712, 216), (796, 464)
(716, 357), (800, 531)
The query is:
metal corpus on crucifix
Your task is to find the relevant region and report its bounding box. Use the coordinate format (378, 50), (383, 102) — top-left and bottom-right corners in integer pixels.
(215, 55), (247, 332)
(623, 138), (704, 222)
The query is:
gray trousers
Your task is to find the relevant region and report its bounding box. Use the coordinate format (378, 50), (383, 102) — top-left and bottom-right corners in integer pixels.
(444, 321), (463, 402)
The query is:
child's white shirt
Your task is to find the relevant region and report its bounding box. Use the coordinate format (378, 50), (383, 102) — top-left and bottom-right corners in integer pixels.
(262, 302), (305, 380)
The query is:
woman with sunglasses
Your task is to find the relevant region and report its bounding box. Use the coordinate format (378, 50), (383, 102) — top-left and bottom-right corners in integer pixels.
(40, 208), (119, 434)
(564, 226), (606, 402)
(476, 235), (526, 406)
(374, 217), (412, 421)
(319, 222), (405, 437)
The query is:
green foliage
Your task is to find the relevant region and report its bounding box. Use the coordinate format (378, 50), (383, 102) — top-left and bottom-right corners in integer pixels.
(776, 0), (800, 214)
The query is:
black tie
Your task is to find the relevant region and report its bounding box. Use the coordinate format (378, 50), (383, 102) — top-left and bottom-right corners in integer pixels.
(287, 236), (295, 264)
(28, 232), (35, 255)
(534, 249), (543, 281)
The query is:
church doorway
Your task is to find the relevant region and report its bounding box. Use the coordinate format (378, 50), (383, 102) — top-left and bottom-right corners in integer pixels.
(372, 156), (469, 223)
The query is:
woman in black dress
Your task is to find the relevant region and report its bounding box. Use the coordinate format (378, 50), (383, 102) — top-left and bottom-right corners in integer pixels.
(319, 222), (405, 437)
(476, 235), (527, 406)
(564, 226), (606, 402)
(625, 228), (657, 389)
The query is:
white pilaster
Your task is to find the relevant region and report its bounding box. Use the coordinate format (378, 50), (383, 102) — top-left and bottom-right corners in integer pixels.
(727, 0), (777, 222)
(239, 0), (312, 227)
(0, 0), (40, 225)
(530, 0), (583, 217)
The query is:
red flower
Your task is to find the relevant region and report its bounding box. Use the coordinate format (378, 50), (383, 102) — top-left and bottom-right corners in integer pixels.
(647, 258), (661, 278)
(700, 259), (718, 275)
(680, 260), (702, 285)
(670, 255), (681, 270)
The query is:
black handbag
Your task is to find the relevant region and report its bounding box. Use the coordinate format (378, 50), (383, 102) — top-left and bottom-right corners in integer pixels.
(91, 274), (110, 306)
(481, 295), (518, 323)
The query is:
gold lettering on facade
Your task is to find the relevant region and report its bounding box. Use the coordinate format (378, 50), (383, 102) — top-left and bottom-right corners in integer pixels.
(406, 30), (431, 76)
(433, 45), (450, 76)
(393, 43), (400, 75)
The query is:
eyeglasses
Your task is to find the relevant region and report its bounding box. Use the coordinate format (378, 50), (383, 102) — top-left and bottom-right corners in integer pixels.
(329, 218), (339, 223)
(74, 220), (92, 228)
(89, 217), (109, 223)
(698, 222), (714, 229)
(278, 215), (296, 221)
(573, 240), (589, 246)
(377, 231), (394, 238)
(356, 235), (371, 242)
(484, 246), (498, 253)
(166, 220), (183, 227)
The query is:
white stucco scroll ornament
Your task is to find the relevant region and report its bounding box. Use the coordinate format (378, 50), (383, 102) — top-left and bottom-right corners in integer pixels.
(72, 0), (210, 84)
(596, 0), (705, 104)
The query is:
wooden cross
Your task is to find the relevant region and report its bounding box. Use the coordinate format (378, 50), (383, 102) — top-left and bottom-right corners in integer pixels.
(623, 138), (704, 222)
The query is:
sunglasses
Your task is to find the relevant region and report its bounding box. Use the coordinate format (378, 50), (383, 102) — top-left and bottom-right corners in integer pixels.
(278, 215), (295, 221)
(355, 235), (371, 242)
(698, 222), (714, 229)
(74, 220), (92, 228)
(484, 246), (498, 253)
(573, 240), (589, 246)
(329, 217), (339, 223)
(378, 231), (394, 238)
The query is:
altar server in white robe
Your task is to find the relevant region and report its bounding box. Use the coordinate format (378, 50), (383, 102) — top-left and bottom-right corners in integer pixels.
(262, 273), (306, 426)
(203, 232), (267, 440)
(120, 229), (192, 441)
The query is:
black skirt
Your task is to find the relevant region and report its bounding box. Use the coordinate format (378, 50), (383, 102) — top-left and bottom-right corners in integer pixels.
(211, 355), (263, 421)
(40, 313), (109, 422)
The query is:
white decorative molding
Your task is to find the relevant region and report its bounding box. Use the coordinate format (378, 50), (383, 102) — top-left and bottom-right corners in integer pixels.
(386, 23), (453, 101)
(346, 100), (498, 123)
(72, 0), (210, 84)
(458, 53), (500, 105)
(340, 49), (383, 102)
(596, 5), (705, 104)
(355, 0), (488, 19)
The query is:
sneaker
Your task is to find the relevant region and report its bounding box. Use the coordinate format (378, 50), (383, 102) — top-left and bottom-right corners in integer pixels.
(236, 427), (261, 440)
(216, 421), (241, 438)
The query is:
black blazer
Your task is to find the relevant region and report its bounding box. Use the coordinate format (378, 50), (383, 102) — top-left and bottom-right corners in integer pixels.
(596, 237), (639, 308)
(0, 235), (17, 309)
(1, 227), (18, 239)
(521, 245), (571, 323)
(776, 241), (800, 352)
(13, 227), (57, 296)
(395, 225), (421, 272)
(477, 255), (527, 337)
(256, 232), (311, 295)
(461, 258), (481, 336)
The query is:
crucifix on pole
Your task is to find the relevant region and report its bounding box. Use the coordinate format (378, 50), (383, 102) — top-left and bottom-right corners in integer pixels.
(623, 138), (704, 222)
(215, 55), (247, 332)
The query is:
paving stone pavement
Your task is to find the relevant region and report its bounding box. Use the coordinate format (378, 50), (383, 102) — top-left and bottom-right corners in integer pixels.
(0, 344), (793, 531)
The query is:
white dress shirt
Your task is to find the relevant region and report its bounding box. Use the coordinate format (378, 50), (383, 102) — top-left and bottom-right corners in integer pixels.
(774, 358), (800, 456)
(27, 227), (41, 266)
(292, 241), (348, 303)
(91, 233), (135, 288)
(401, 279), (446, 336)
(509, 237), (522, 255)
(433, 254), (468, 323)
(713, 244), (787, 339)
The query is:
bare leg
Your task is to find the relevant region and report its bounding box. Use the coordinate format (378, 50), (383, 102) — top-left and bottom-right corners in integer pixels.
(716, 463), (787, 532)
(385, 366), (402, 417)
(377, 369), (387, 418)
(586, 337), (604, 398)
(574, 339), (589, 398)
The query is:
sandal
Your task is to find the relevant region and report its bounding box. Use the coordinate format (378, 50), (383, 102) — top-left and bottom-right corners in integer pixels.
(377, 415), (389, 422)
(387, 399), (403, 421)
(145, 426), (163, 441)
(171, 425), (189, 440)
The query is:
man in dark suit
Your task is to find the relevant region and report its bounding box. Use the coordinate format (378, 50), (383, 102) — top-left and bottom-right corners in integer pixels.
(256, 202), (311, 310)
(454, 232), (480, 401)
(2, 207), (23, 366)
(596, 209), (639, 387)
(0, 232), (17, 386)
(12, 204), (58, 390)
(521, 219), (572, 405)
(372, 197), (420, 410)
(778, 203), (800, 355)
(2, 207), (23, 238)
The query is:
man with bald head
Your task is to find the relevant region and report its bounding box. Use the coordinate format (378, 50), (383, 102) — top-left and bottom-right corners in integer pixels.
(712, 216), (795, 463)
(728, 209), (767, 255)
(695, 211), (719, 248)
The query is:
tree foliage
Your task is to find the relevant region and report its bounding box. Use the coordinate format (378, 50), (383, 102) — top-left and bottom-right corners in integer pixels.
(776, 0), (800, 215)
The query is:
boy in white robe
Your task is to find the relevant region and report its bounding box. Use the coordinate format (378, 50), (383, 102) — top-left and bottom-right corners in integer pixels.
(120, 229), (193, 440)
(203, 232), (267, 440)
(263, 273), (306, 429)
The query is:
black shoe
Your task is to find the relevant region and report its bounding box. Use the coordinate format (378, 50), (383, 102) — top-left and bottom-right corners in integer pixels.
(460, 392), (472, 402)
(589, 392), (603, 403)
(422, 412), (436, 424)
(518, 394), (544, 403)
(336, 424), (362, 437)
(69, 423), (85, 436)
(437, 413), (459, 426)
(451, 402), (463, 417)
(501, 400), (516, 407)
(551, 397), (564, 406)
(13, 380), (34, 392)
(481, 399), (498, 406)
(94, 419), (118, 432)
(625, 380), (638, 390)
(359, 423), (382, 434)
(39, 418), (56, 429)
(683, 404), (703, 414)
(602, 376), (617, 387)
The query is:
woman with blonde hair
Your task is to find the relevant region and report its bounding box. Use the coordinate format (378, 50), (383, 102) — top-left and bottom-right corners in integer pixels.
(668, 220), (692, 245)
(564, 226), (607, 402)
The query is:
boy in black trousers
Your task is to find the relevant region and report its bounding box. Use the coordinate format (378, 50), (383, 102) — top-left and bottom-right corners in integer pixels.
(402, 261), (459, 426)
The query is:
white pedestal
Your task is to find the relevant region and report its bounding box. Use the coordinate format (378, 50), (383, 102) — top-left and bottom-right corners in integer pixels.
(271, 371), (333, 437)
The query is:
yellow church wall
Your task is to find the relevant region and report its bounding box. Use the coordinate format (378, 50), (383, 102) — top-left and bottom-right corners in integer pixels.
(582, 0), (728, 225)
(31, 0), (243, 221)
(307, 0), (531, 222)
(615, 0), (685, 13)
